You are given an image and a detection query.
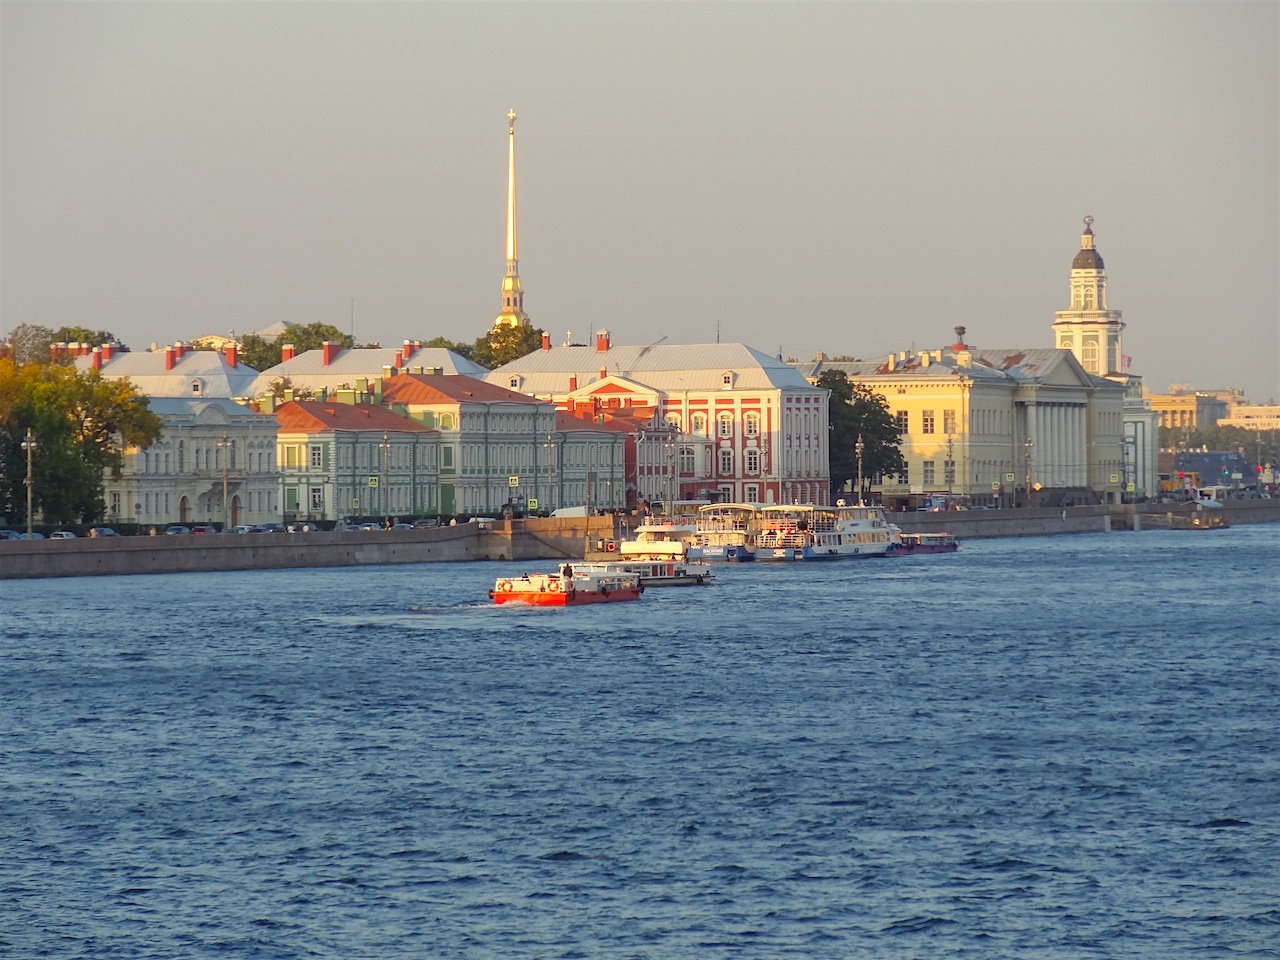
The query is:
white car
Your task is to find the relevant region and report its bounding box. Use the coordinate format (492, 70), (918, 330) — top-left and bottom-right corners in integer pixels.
(49, 530), (77, 539)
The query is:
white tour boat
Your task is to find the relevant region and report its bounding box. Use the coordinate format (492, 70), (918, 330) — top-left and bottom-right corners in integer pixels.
(755, 502), (898, 560)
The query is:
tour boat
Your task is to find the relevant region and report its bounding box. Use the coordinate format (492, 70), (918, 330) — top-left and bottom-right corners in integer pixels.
(755, 502), (898, 560)
(892, 531), (959, 555)
(574, 538), (713, 587)
(694, 502), (758, 561)
(626, 519), (705, 560)
(489, 563), (643, 606)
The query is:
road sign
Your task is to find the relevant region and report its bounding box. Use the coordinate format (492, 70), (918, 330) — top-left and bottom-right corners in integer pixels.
(1004, 473), (1016, 482)
(352, 498), (360, 509)
(368, 476), (379, 488)
(508, 475), (519, 488)
(1109, 473), (1119, 484)
(991, 481), (1000, 490)
(528, 498), (538, 510)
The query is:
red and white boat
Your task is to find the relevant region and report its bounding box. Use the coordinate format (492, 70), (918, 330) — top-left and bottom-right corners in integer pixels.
(489, 563), (644, 606)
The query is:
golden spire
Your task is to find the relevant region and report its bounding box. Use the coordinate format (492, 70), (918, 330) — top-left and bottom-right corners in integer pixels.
(494, 108), (529, 328)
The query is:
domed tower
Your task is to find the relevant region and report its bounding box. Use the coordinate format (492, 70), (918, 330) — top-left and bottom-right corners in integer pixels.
(493, 109), (531, 329)
(1052, 216), (1125, 376)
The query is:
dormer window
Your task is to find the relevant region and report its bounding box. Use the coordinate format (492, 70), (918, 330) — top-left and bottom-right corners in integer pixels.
(721, 371), (735, 387)
(508, 376), (521, 390)
(190, 379), (203, 395)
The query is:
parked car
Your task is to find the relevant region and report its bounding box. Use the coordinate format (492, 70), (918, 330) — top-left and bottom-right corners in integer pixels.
(20, 532), (46, 539)
(229, 525), (264, 534)
(164, 525), (190, 535)
(88, 527), (120, 537)
(189, 524), (218, 535)
(389, 522), (414, 531)
(0, 529), (22, 540)
(258, 523), (286, 533)
(49, 530), (77, 539)
(359, 522), (381, 531)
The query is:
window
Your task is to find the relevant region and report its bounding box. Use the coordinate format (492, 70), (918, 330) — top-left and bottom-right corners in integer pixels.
(190, 380), (202, 395)
(923, 460), (936, 485)
(745, 449), (759, 473)
(1082, 341), (1099, 373)
(895, 410), (908, 434)
(943, 410), (957, 435)
(719, 449), (734, 474)
(177, 441), (185, 473)
(691, 414), (707, 436)
(744, 413), (760, 437)
(679, 446), (695, 474)
(440, 414), (456, 430)
(509, 376), (520, 390)
(744, 484), (758, 502)
(721, 372), (733, 386)
(944, 459), (955, 486)
(718, 414), (734, 438)
(310, 487), (324, 511)
(922, 410), (935, 434)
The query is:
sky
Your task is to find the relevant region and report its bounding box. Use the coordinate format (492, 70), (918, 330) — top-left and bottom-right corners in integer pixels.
(3, 2), (1277, 402)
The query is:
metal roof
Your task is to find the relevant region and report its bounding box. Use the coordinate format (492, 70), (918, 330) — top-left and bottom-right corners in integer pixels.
(486, 341), (819, 395)
(247, 346), (488, 396)
(75, 351), (262, 398)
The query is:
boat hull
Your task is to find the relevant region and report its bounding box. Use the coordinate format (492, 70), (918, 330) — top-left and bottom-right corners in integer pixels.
(490, 585), (643, 605)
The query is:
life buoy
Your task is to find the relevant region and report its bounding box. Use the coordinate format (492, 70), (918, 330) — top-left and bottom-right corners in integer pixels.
(498, 580), (513, 592)
(548, 580), (561, 593)
(607, 540), (616, 552)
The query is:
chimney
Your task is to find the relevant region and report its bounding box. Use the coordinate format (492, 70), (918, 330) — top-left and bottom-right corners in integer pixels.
(403, 339), (414, 361)
(599, 367), (607, 381)
(91, 346), (102, 370)
(225, 342), (238, 367)
(49, 343), (59, 362)
(542, 332), (551, 351)
(815, 350), (825, 362)
(174, 342), (185, 360)
(281, 343), (296, 362)
(887, 353), (896, 372)
(569, 374), (578, 391)
(596, 330), (610, 352)
(101, 342), (114, 361)
(322, 341), (338, 366)
(920, 351), (931, 368)
(395, 350), (404, 369)
(164, 346), (176, 370)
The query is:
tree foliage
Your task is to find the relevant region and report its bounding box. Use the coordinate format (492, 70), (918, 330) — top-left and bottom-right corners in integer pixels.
(0, 359), (162, 525)
(1159, 423), (1280, 462)
(470, 324), (546, 369)
(817, 370), (905, 501)
(421, 335), (475, 361)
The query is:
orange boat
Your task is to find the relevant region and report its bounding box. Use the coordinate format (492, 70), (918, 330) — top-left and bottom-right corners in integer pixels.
(489, 563), (644, 606)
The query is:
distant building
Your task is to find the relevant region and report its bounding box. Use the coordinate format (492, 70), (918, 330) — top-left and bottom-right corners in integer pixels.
(69, 341), (260, 399)
(1217, 404), (1280, 431)
(487, 331), (831, 506)
(101, 397), (281, 529)
(247, 340), (487, 398)
(1145, 390), (1229, 434)
(272, 400), (439, 523)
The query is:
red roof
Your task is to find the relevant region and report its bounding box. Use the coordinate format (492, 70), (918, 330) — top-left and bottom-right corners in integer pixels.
(381, 373), (546, 405)
(275, 400), (435, 434)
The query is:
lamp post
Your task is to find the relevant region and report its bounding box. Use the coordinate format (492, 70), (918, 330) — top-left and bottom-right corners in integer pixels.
(855, 435), (864, 506)
(20, 427), (37, 537)
(218, 434), (232, 530)
(946, 433), (954, 498)
(544, 432), (555, 512)
(379, 432), (392, 525)
(664, 436), (677, 516)
(1024, 435), (1034, 505)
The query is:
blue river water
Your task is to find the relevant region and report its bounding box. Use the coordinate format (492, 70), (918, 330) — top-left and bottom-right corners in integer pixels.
(2, 527), (1277, 958)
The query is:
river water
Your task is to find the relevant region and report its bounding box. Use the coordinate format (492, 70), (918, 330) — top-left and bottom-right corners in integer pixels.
(2, 527), (1277, 958)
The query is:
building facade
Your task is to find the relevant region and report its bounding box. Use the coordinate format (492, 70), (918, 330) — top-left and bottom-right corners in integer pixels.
(487, 333), (831, 507)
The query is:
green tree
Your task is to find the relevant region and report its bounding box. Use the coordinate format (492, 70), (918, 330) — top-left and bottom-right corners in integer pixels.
(287, 322), (357, 353)
(471, 324), (546, 369)
(52, 326), (129, 351)
(0, 359), (162, 525)
(7, 323), (54, 366)
(420, 335), (475, 361)
(237, 333), (281, 371)
(817, 370), (904, 502)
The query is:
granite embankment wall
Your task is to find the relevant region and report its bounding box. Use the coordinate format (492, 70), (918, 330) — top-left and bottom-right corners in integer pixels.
(2, 505), (1275, 581)
(0, 518), (614, 581)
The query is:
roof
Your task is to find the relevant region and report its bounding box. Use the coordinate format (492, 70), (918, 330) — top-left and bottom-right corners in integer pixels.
(248, 345), (489, 396)
(798, 346), (1119, 390)
(75, 350), (261, 398)
(1072, 248), (1105, 270)
(274, 400), (437, 435)
(381, 373), (551, 406)
(143, 397), (274, 424)
(486, 341), (820, 395)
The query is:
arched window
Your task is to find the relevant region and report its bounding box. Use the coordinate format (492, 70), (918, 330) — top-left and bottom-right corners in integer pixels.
(718, 414), (734, 439)
(177, 441), (185, 473)
(679, 446), (694, 474)
(1082, 341), (1099, 373)
(691, 414), (707, 436)
(744, 413), (760, 437)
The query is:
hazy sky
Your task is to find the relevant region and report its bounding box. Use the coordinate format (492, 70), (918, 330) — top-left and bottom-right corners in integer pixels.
(3, 2), (1277, 401)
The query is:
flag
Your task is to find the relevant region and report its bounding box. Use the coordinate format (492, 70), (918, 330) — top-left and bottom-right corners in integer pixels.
(1121, 354), (1132, 369)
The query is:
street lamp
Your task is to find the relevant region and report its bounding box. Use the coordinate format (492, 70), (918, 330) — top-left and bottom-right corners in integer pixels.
(855, 435), (864, 506)
(544, 432), (556, 512)
(20, 427), (37, 537)
(218, 434), (232, 530)
(379, 432), (392, 524)
(946, 433), (954, 498)
(1024, 436), (1034, 505)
